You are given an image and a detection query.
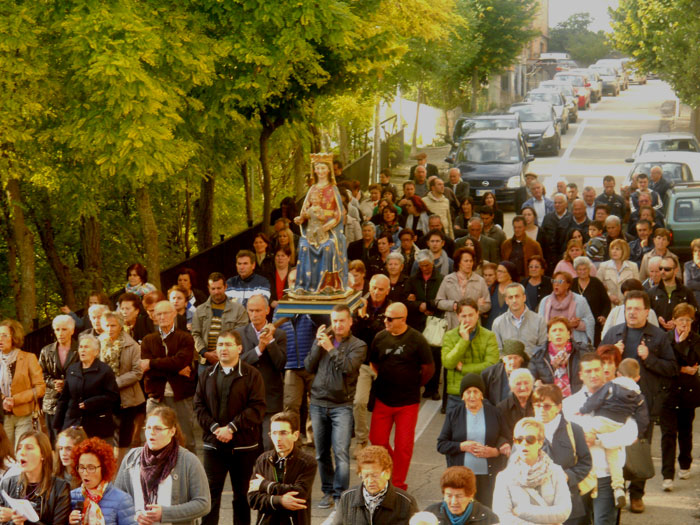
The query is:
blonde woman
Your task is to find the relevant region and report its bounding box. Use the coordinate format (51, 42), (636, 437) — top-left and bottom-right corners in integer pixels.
(598, 239), (639, 305)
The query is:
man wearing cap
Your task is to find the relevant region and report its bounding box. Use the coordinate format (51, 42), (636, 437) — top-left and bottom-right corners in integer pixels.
(521, 180), (553, 226)
(490, 283), (547, 357)
(410, 152), (439, 180)
(441, 299), (500, 414)
(481, 340), (530, 406)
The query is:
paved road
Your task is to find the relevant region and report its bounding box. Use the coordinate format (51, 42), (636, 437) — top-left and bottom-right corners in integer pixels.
(216, 81), (700, 524)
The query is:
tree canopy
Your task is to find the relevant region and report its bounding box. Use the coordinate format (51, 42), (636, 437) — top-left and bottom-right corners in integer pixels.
(548, 12), (610, 66)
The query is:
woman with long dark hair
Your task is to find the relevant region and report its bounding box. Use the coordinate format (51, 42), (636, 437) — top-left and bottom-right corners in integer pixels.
(480, 192), (503, 228)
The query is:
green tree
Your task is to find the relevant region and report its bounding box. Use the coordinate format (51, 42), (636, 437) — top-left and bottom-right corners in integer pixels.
(549, 12), (610, 66)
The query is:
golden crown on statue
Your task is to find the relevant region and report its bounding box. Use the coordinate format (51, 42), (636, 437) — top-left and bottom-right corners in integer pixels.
(310, 152), (334, 165)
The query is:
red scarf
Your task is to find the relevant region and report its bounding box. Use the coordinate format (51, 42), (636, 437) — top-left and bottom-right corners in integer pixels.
(547, 342), (573, 398)
(81, 481), (107, 525)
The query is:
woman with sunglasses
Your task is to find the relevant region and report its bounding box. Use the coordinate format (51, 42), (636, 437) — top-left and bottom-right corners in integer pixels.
(68, 437), (136, 525)
(437, 374), (510, 508)
(493, 418), (572, 524)
(114, 407), (210, 525)
(533, 384), (593, 525)
(0, 430), (71, 524)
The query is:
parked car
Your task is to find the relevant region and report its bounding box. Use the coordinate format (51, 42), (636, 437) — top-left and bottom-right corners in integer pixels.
(627, 133), (700, 160)
(663, 184), (700, 258)
(628, 67), (647, 85)
(538, 81), (579, 122)
(589, 65), (620, 96)
(623, 152), (700, 187)
(508, 102), (561, 156)
(446, 113), (522, 159)
(570, 68), (603, 103)
(446, 129), (534, 209)
(595, 59), (629, 90)
(553, 72), (591, 109)
(524, 89), (570, 134)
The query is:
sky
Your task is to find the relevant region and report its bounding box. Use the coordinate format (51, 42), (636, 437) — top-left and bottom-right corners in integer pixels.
(549, 0), (619, 32)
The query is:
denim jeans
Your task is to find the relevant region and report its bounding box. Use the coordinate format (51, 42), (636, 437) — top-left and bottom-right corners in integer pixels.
(309, 404), (353, 499)
(592, 476), (618, 525)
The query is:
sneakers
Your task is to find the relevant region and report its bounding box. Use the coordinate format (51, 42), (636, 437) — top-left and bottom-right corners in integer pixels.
(318, 494), (334, 509)
(614, 488), (626, 509)
(662, 478), (674, 491)
(679, 469), (691, 480)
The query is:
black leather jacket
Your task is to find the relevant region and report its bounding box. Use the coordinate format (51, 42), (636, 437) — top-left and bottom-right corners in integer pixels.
(0, 475), (70, 525)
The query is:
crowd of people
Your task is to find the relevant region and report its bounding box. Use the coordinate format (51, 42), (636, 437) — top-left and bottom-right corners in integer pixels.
(0, 158), (699, 524)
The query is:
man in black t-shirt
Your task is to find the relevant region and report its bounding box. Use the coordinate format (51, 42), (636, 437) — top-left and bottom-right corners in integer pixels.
(368, 302), (434, 491)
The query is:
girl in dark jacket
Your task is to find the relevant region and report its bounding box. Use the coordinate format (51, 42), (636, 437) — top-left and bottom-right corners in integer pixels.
(0, 430), (71, 524)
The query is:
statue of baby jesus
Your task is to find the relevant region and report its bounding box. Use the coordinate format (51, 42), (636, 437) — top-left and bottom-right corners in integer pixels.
(305, 192), (331, 248)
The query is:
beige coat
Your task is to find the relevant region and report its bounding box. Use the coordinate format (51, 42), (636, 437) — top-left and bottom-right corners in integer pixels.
(423, 192), (454, 239)
(104, 334), (145, 408)
(8, 351), (46, 417)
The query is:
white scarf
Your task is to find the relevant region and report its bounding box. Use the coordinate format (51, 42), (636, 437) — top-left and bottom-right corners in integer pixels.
(0, 349), (19, 399)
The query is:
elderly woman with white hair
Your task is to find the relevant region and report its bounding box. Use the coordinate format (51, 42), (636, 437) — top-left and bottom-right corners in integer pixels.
(386, 251), (410, 303)
(99, 311), (145, 462)
(83, 303), (110, 337)
(493, 417), (572, 524)
(39, 314), (79, 444)
(496, 368), (535, 440)
(572, 255), (611, 345)
(54, 333), (120, 441)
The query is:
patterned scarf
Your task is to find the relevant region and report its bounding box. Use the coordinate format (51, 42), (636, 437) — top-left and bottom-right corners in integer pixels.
(511, 450), (554, 488)
(362, 483), (389, 515)
(548, 341), (573, 398)
(140, 440), (179, 506)
(99, 333), (123, 377)
(81, 481), (107, 525)
(0, 349), (19, 399)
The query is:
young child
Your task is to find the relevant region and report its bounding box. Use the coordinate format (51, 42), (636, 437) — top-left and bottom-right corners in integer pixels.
(305, 192), (330, 248)
(585, 220), (607, 266)
(577, 358), (649, 509)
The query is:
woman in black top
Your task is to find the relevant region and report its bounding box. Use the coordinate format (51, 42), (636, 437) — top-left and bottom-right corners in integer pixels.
(0, 430), (71, 524)
(662, 303), (700, 485)
(522, 255), (552, 312)
(572, 256), (611, 346)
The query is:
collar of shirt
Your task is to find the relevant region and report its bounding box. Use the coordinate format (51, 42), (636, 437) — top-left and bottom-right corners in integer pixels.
(507, 308), (527, 327)
(544, 414), (562, 443)
(159, 324), (175, 340)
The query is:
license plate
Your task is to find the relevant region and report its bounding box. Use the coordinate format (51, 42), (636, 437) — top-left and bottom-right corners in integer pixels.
(476, 189), (489, 196)
(527, 142), (535, 148)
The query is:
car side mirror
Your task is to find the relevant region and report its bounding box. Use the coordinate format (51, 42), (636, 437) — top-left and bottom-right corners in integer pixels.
(625, 158), (634, 163)
(526, 155), (535, 163)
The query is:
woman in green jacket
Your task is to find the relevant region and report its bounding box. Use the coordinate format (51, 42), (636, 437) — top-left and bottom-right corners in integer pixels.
(442, 299), (500, 414)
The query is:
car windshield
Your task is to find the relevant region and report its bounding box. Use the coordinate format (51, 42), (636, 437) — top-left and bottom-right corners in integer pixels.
(640, 139), (699, 154)
(674, 197), (700, 222)
(592, 67), (615, 76)
(526, 92), (561, 105)
(555, 75), (584, 86)
(510, 106), (551, 122)
(454, 118), (516, 140)
(456, 139), (521, 164)
(632, 162), (692, 182)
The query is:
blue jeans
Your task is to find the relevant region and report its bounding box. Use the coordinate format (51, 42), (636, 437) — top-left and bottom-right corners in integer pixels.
(309, 404), (353, 499)
(592, 476), (618, 525)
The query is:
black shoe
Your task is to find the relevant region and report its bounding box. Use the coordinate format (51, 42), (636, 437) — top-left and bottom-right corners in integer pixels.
(318, 494), (334, 509)
(422, 390), (435, 399)
(431, 392), (441, 401)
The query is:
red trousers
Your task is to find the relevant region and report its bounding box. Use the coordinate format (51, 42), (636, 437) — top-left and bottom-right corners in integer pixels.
(369, 399), (420, 490)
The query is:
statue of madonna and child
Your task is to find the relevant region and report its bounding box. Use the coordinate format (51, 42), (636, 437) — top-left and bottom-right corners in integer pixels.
(287, 154), (350, 299)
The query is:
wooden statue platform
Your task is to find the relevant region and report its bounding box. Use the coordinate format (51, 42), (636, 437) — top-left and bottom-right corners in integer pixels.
(273, 290), (364, 318)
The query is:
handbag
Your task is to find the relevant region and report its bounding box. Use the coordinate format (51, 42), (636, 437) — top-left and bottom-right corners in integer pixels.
(31, 387), (48, 436)
(623, 438), (655, 480)
(565, 422), (598, 496)
(423, 316), (448, 346)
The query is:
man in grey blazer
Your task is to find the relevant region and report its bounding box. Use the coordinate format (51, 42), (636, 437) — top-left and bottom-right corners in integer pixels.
(455, 216), (500, 264)
(237, 294), (287, 449)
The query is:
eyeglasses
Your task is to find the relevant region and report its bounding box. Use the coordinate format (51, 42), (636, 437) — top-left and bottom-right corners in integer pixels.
(660, 267), (674, 272)
(360, 471), (385, 481)
(145, 426), (172, 434)
(552, 279), (566, 285)
(513, 435), (539, 445)
(77, 465), (101, 473)
(384, 316), (405, 322)
(533, 403), (556, 411)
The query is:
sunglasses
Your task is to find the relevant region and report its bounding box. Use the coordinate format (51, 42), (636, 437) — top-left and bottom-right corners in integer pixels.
(660, 267), (674, 272)
(384, 316), (405, 322)
(552, 279), (566, 285)
(513, 435), (538, 445)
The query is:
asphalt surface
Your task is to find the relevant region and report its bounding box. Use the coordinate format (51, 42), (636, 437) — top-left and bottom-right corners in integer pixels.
(212, 80), (700, 524)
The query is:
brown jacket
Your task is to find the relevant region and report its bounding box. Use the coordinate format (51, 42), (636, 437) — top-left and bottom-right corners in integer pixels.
(8, 351), (46, 417)
(501, 235), (543, 272)
(140, 329), (196, 401)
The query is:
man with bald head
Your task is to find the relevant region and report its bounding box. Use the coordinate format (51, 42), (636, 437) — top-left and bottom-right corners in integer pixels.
(368, 302), (434, 490)
(649, 164), (673, 202)
(238, 294), (287, 449)
(141, 300), (198, 451)
(446, 167), (470, 206)
(542, 192), (573, 271)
